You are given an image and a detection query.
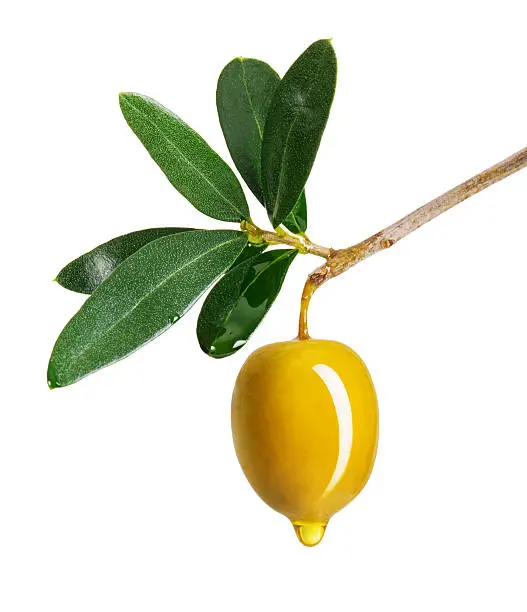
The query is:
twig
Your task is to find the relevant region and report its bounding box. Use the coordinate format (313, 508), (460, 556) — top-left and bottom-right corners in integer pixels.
(303, 145), (527, 337)
(240, 220), (332, 258)
(309, 145), (527, 287)
(240, 146), (527, 339)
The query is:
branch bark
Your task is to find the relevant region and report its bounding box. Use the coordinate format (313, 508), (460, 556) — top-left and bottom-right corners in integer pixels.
(309, 145), (527, 287)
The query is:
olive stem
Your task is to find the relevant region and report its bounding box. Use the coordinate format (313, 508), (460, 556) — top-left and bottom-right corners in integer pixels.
(298, 279), (317, 340)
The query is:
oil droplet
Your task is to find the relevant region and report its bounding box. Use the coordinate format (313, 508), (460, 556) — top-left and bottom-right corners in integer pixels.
(293, 521), (327, 547)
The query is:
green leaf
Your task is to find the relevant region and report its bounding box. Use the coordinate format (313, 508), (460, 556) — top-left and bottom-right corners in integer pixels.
(230, 241), (267, 267)
(282, 192), (307, 234)
(48, 230), (247, 388)
(197, 249), (297, 358)
(261, 39), (337, 227)
(217, 58), (308, 234)
(56, 228), (260, 296)
(217, 58), (279, 203)
(56, 228), (193, 294)
(119, 93), (250, 222)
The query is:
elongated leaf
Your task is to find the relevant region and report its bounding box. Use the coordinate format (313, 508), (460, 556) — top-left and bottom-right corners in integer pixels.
(197, 249), (297, 358)
(217, 58), (279, 202)
(261, 39), (337, 227)
(120, 93), (250, 222)
(56, 228), (193, 294)
(48, 230), (247, 388)
(283, 192), (307, 234)
(56, 229), (260, 295)
(217, 58), (308, 234)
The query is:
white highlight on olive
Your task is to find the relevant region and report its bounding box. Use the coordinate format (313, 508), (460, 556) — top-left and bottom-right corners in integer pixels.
(313, 363), (353, 497)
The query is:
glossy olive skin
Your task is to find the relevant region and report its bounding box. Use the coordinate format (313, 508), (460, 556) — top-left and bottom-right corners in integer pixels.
(231, 339), (378, 544)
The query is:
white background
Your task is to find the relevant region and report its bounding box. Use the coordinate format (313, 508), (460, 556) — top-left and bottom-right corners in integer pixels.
(1, 1), (526, 610)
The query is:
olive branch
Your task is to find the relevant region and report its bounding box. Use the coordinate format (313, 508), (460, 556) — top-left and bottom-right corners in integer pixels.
(48, 39), (526, 388)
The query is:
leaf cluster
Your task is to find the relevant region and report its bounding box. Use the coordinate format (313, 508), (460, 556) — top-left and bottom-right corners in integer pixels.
(48, 40), (337, 388)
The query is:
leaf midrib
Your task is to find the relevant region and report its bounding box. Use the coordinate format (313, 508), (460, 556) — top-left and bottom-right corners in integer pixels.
(69, 234), (244, 364)
(240, 60), (264, 140)
(122, 96), (247, 219)
(271, 53), (326, 223)
(286, 209), (300, 231)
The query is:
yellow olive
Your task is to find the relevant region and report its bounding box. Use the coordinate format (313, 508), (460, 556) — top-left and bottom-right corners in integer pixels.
(231, 339), (378, 546)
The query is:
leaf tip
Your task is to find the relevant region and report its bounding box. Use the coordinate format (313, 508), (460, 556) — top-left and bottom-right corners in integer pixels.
(311, 38), (336, 58)
(47, 360), (61, 390)
(118, 92), (138, 110)
(207, 344), (235, 359)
